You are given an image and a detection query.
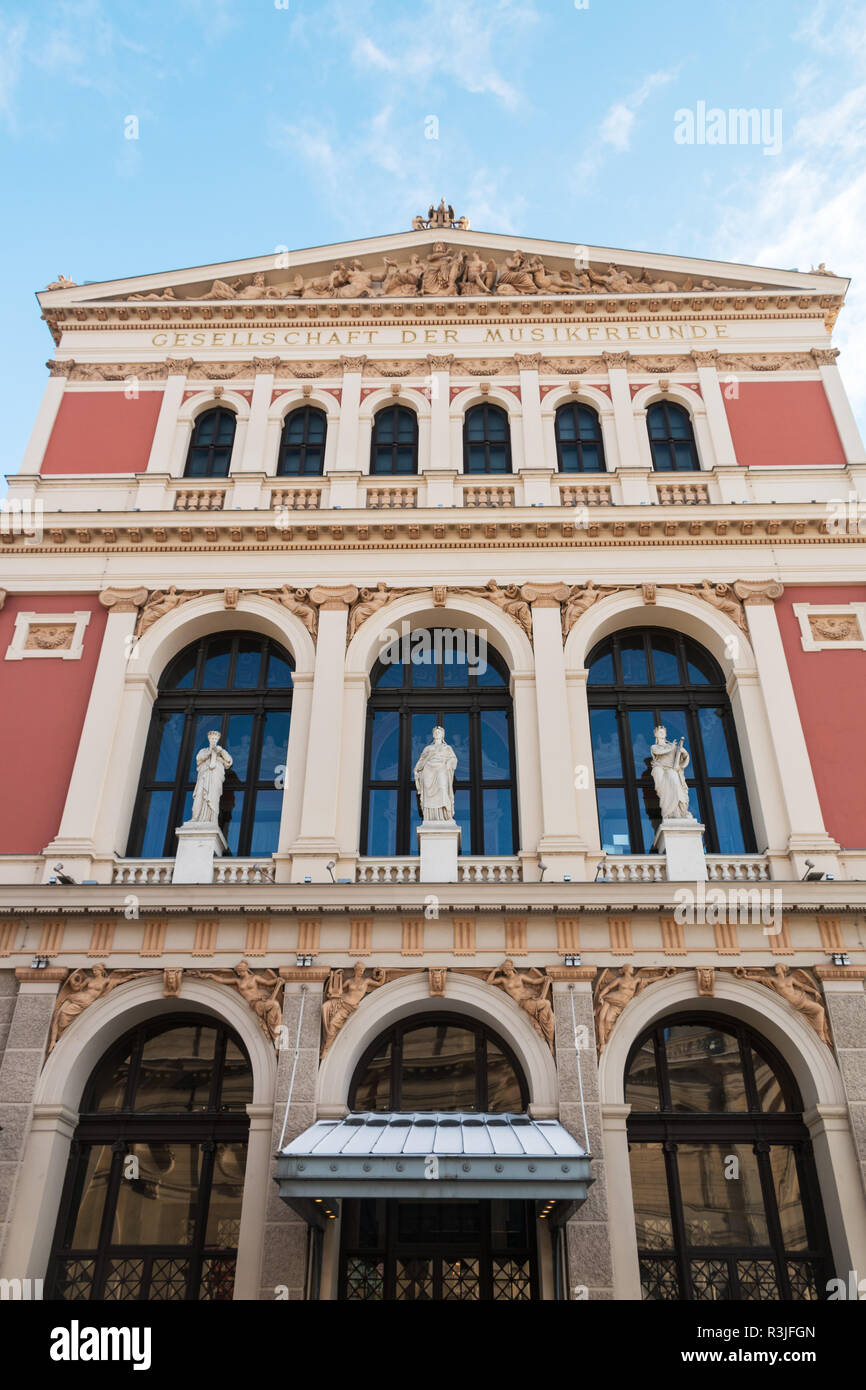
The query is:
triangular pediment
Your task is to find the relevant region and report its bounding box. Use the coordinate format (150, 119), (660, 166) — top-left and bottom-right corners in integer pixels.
(37, 225), (848, 308)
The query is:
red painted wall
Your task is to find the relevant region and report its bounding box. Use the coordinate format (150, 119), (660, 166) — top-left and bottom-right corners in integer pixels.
(724, 381), (845, 468)
(41, 390), (163, 474)
(777, 586), (866, 848)
(0, 595), (107, 853)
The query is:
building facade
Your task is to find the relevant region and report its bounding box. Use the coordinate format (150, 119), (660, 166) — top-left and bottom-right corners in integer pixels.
(0, 213), (865, 1302)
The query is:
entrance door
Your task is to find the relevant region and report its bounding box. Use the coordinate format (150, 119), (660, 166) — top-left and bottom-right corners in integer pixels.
(338, 1199), (538, 1301)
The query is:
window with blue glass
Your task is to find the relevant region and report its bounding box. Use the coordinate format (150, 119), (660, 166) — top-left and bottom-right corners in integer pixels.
(128, 632), (293, 858)
(370, 405), (418, 475)
(647, 400), (700, 472)
(183, 407), (237, 478)
(554, 402), (606, 473)
(361, 630), (518, 857)
(587, 628), (754, 856)
(463, 403), (512, 474)
(277, 406), (326, 476)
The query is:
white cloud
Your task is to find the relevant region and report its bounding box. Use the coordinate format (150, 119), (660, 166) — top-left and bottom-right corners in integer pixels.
(599, 70), (678, 152)
(0, 18), (27, 122)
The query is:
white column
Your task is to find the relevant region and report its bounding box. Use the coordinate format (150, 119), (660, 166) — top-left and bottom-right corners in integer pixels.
(335, 671), (371, 875)
(290, 587), (357, 881)
(426, 354), (454, 468)
(602, 1103), (642, 1299)
(136, 363), (188, 508)
(234, 1103), (275, 1300)
(42, 588), (147, 881)
(233, 360), (275, 507)
(566, 668), (602, 855)
(18, 366), (67, 476)
(94, 669), (158, 860)
(805, 1102), (866, 1283)
(604, 353), (641, 468)
(516, 355), (553, 504)
(694, 353), (738, 467)
(525, 589), (587, 879)
(274, 672), (314, 879)
(814, 355), (866, 464)
(737, 589), (839, 870)
(510, 671), (544, 880)
(334, 357), (364, 471)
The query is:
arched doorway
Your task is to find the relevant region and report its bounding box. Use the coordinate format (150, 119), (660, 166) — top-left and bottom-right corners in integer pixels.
(338, 1014), (537, 1301)
(626, 1014), (834, 1299)
(45, 1015), (253, 1301)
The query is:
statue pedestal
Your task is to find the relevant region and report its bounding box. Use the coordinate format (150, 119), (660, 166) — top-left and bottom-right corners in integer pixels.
(417, 820), (461, 883)
(653, 818), (707, 882)
(172, 821), (227, 884)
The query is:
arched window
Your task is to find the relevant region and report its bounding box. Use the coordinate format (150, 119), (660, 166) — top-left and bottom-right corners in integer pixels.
(350, 1015), (528, 1112)
(463, 403), (512, 474)
(277, 405), (327, 476)
(587, 628), (755, 855)
(128, 632), (294, 858)
(46, 1016), (253, 1301)
(646, 400), (700, 472)
(555, 402), (606, 472)
(370, 404), (418, 475)
(184, 407), (237, 478)
(361, 630), (518, 857)
(626, 1014), (833, 1300)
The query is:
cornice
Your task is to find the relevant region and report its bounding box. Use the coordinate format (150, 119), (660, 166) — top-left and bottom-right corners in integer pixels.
(41, 292), (841, 346)
(0, 507), (856, 557)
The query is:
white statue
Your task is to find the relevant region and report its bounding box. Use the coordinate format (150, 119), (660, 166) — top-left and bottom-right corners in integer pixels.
(413, 726), (457, 822)
(651, 725), (693, 821)
(190, 731), (232, 823)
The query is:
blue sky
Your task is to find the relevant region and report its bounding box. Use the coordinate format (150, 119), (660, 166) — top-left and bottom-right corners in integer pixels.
(2, 0), (866, 476)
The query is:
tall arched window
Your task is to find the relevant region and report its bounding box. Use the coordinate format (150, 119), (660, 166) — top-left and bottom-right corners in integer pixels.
(350, 1015), (528, 1113)
(184, 407), (237, 478)
(46, 1015), (253, 1301)
(554, 402), (606, 472)
(341, 1015), (536, 1300)
(587, 628), (755, 855)
(128, 632), (294, 858)
(277, 405), (327, 475)
(463, 403), (512, 473)
(646, 400), (700, 472)
(370, 404), (418, 475)
(626, 1014), (833, 1300)
(361, 630), (518, 857)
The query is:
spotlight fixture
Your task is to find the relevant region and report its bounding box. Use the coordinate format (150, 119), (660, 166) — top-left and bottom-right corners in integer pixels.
(563, 953), (581, 968)
(538, 862), (548, 882)
(831, 953), (851, 967)
(594, 855), (608, 882)
(50, 862), (76, 885)
(296, 953), (315, 967)
(326, 860), (336, 883)
(30, 956), (49, 970)
(801, 858), (828, 882)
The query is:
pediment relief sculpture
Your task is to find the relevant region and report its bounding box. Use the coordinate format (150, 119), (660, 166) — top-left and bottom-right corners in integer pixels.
(101, 248), (775, 305)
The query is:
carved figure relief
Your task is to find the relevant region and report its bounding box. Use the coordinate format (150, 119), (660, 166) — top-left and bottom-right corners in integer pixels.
(48, 965), (152, 1052)
(321, 962), (387, 1056)
(593, 965), (677, 1053)
(733, 965), (832, 1046)
(486, 959), (555, 1051)
(193, 961), (285, 1044)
